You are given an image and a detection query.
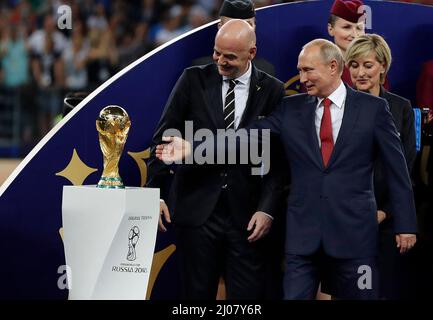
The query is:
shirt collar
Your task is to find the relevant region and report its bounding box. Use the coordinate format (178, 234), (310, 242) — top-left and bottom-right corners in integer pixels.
(223, 61), (252, 85)
(316, 81), (346, 109)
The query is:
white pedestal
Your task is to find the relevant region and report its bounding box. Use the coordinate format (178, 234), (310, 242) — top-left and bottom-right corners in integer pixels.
(62, 186), (159, 300)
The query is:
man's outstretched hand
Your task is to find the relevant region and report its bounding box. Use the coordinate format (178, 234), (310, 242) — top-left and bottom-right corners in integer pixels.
(156, 136), (191, 163)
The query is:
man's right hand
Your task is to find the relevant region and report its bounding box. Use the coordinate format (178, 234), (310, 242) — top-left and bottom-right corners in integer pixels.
(156, 136), (191, 163)
(158, 200), (171, 232)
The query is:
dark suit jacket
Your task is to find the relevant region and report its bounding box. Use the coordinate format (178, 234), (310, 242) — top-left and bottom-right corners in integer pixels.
(252, 85), (417, 259)
(374, 87), (416, 220)
(147, 63), (286, 229)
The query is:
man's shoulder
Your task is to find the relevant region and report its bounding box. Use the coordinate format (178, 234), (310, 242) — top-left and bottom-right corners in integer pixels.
(283, 92), (312, 104)
(253, 65), (283, 87)
(182, 63), (218, 80)
(382, 90), (411, 108)
(350, 87), (387, 106)
(276, 93), (312, 113)
(191, 55), (213, 67)
(253, 58), (275, 77)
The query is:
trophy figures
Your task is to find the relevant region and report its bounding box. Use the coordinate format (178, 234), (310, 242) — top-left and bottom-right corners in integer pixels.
(96, 106), (131, 188)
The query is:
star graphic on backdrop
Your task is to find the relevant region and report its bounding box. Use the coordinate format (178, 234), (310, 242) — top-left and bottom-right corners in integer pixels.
(128, 148), (151, 187)
(56, 148), (98, 185)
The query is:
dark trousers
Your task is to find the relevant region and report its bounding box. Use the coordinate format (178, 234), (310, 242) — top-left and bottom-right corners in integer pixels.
(378, 221), (417, 299)
(283, 249), (379, 300)
(175, 190), (267, 300)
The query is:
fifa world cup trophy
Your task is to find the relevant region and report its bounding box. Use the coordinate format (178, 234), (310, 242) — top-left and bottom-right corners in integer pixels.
(96, 106), (131, 188)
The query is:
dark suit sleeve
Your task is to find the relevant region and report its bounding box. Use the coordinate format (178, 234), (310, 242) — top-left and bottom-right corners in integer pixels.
(401, 101), (416, 174)
(146, 70), (190, 197)
(377, 99), (417, 219)
(197, 91), (286, 162)
(374, 100), (417, 234)
(249, 96), (287, 134)
(256, 85), (289, 217)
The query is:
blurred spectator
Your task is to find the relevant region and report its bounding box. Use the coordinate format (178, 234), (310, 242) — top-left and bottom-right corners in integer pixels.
(86, 26), (117, 90)
(0, 0), (288, 156)
(154, 5), (185, 46)
(183, 5), (210, 32)
(117, 22), (151, 69)
(63, 21), (89, 91)
(31, 32), (64, 137)
(86, 2), (108, 30)
(28, 14), (67, 56)
(0, 24), (29, 89)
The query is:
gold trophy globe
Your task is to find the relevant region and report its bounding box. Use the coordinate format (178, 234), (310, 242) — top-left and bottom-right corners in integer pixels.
(96, 105), (131, 188)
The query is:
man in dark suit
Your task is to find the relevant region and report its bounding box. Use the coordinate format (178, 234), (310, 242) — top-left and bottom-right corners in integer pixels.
(157, 38), (418, 300)
(192, 0), (275, 76)
(147, 19), (286, 299)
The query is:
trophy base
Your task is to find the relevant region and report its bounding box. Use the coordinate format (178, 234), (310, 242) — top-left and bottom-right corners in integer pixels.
(97, 177), (125, 189)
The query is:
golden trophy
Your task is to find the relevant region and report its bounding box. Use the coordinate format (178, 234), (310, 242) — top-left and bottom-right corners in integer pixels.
(96, 105), (131, 188)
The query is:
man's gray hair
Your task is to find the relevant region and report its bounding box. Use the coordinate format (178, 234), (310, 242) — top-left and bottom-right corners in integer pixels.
(303, 39), (344, 74)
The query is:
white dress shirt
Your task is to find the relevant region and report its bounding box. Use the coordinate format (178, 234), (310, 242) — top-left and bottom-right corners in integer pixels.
(221, 63), (272, 220)
(315, 81), (347, 147)
(222, 62), (252, 129)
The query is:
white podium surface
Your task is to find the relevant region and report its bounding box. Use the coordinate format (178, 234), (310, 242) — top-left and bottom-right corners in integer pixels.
(62, 186), (159, 300)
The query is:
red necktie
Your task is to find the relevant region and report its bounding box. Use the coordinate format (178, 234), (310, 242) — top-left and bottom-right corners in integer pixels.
(320, 98), (334, 167)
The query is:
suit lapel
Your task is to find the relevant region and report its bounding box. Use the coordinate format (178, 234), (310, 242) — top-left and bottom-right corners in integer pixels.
(205, 66), (224, 128)
(238, 65), (261, 128)
(302, 95), (323, 169)
(326, 86), (360, 169)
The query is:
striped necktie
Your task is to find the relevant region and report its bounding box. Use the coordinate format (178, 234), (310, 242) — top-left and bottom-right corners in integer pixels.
(224, 79), (238, 129)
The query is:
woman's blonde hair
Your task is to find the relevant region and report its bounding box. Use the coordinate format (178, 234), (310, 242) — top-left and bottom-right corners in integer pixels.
(345, 34), (392, 84)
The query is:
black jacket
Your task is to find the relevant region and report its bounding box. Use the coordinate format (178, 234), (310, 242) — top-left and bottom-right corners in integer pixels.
(147, 63), (286, 228)
(374, 87), (416, 220)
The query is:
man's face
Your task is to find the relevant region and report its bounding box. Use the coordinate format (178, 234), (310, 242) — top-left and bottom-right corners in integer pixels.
(213, 34), (256, 79)
(297, 45), (337, 98)
(219, 16), (256, 30)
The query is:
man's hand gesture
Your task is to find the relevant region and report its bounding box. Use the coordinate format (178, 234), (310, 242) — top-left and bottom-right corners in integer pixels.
(156, 136), (191, 163)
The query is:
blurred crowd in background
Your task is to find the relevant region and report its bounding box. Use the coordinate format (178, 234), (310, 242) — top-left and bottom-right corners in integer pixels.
(0, 0), (294, 156)
(0, 0), (432, 157)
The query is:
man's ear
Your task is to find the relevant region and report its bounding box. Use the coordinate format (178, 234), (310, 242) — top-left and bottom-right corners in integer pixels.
(330, 59), (338, 74)
(217, 21), (222, 29)
(327, 23), (334, 37)
(249, 46), (257, 60)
